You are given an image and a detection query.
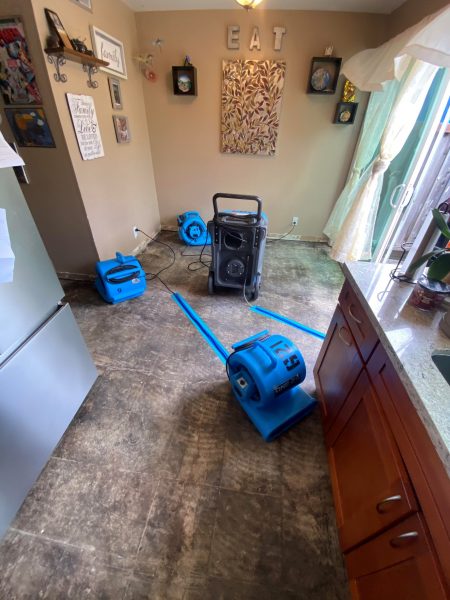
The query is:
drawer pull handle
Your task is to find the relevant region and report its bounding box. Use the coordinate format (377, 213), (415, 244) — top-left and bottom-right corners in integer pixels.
(348, 304), (363, 325)
(338, 327), (352, 347)
(390, 531), (419, 547)
(376, 495), (402, 513)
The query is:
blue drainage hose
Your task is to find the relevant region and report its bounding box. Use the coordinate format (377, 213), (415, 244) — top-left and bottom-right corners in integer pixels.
(172, 293), (229, 364)
(249, 305), (326, 340)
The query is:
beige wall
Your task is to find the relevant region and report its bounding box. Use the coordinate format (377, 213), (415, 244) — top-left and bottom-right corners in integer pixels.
(30, 0), (160, 264)
(389, 0), (450, 36)
(0, 0), (98, 274)
(136, 10), (387, 238)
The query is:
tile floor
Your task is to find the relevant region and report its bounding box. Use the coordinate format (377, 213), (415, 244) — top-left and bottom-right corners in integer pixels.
(0, 233), (349, 599)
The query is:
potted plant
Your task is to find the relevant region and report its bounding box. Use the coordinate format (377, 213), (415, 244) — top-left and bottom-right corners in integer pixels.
(406, 208), (450, 310)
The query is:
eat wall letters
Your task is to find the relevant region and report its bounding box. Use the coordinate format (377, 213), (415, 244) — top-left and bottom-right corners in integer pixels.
(227, 25), (286, 51)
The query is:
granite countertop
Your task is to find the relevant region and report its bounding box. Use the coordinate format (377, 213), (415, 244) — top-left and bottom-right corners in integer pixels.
(342, 262), (450, 477)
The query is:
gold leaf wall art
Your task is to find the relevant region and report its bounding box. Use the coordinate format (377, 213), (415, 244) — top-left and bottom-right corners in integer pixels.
(221, 59), (286, 156)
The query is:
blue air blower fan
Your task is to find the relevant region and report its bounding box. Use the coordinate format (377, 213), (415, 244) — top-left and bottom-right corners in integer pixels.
(227, 330), (316, 441)
(95, 252), (146, 304)
(177, 211), (211, 246)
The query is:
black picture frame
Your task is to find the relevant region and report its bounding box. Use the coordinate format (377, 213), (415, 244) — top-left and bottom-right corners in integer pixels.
(172, 66), (197, 96)
(333, 102), (358, 125)
(307, 56), (342, 94)
(44, 8), (74, 50)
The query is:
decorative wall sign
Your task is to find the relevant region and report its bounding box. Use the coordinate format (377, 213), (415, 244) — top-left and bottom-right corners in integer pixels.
(90, 26), (127, 79)
(66, 93), (104, 160)
(221, 59), (286, 156)
(5, 108), (55, 147)
(226, 25), (286, 51)
(112, 115), (131, 143)
(0, 18), (42, 105)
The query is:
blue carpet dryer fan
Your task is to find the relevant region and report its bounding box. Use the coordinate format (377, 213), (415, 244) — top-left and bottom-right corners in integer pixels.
(227, 330), (316, 441)
(177, 211), (211, 246)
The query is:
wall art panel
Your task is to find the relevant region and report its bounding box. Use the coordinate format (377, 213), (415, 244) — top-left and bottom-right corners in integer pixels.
(221, 59), (286, 156)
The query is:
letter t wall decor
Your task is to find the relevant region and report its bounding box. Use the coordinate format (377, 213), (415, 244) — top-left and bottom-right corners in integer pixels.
(221, 59), (286, 156)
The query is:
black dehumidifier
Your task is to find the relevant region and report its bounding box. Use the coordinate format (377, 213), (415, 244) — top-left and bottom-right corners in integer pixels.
(207, 193), (268, 300)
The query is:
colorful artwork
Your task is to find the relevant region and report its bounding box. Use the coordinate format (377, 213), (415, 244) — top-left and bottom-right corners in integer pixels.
(0, 18), (42, 105)
(221, 60), (286, 156)
(5, 108), (55, 148)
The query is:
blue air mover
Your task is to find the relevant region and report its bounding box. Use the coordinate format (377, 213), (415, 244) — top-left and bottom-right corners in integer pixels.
(177, 211), (211, 246)
(207, 193), (267, 300)
(95, 252), (146, 304)
(227, 330), (316, 441)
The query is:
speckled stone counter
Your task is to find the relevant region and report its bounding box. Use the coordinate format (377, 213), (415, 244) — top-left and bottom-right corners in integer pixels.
(342, 262), (450, 477)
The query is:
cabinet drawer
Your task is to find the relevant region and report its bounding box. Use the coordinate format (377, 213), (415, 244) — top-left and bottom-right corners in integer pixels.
(327, 370), (418, 551)
(339, 280), (378, 363)
(314, 306), (363, 431)
(346, 513), (448, 600)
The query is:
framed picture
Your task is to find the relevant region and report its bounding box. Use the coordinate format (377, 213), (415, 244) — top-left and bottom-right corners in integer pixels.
(5, 107), (55, 148)
(44, 9), (74, 50)
(70, 0), (93, 11)
(113, 115), (131, 143)
(172, 66), (197, 96)
(90, 26), (127, 79)
(0, 17), (42, 105)
(108, 77), (122, 109)
(66, 93), (104, 160)
(333, 102), (358, 125)
(307, 56), (342, 94)
(8, 142), (29, 184)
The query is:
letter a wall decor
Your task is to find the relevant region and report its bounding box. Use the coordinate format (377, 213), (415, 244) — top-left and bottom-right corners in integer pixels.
(221, 59), (286, 156)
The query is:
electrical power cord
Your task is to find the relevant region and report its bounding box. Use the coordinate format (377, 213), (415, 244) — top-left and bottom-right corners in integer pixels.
(136, 228), (176, 294)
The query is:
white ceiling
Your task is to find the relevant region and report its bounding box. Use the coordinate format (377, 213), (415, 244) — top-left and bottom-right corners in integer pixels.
(121, 0), (407, 14)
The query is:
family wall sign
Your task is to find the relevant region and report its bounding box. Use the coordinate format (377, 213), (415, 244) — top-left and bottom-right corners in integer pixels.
(227, 25), (286, 51)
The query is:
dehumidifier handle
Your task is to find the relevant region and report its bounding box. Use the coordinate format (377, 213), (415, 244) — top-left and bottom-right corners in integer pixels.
(212, 193), (262, 221)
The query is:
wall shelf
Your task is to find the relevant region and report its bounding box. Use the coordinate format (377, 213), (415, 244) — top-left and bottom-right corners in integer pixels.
(44, 47), (109, 88)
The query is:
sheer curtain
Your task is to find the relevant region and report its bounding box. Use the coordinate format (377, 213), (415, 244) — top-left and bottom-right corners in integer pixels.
(325, 4), (450, 263)
(330, 60), (439, 262)
(323, 79), (399, 245)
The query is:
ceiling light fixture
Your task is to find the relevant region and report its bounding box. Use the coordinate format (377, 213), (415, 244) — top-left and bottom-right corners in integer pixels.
(234, 0), (264, 9)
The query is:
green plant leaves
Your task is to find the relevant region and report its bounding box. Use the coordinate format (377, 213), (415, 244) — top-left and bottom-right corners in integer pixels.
(427, 252), (450, 281)
(432, 209), (450, 240)
(406, 250), (441, 276)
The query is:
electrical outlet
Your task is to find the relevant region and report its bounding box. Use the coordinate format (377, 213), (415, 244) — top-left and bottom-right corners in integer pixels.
(132, 225), (139, 238)
(292, 217), (299, 226)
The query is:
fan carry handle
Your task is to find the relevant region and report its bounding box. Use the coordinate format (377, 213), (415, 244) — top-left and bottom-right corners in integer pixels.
(213, 193), (262, 221)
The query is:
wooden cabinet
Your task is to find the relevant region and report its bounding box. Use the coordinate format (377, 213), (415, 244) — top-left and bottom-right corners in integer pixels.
(327, 371), (418, 551)
(315, 306), (363, 431)
(346, 514), (447, 600)
(314, 278), (450, 599)
(339, 281), (378, 363)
